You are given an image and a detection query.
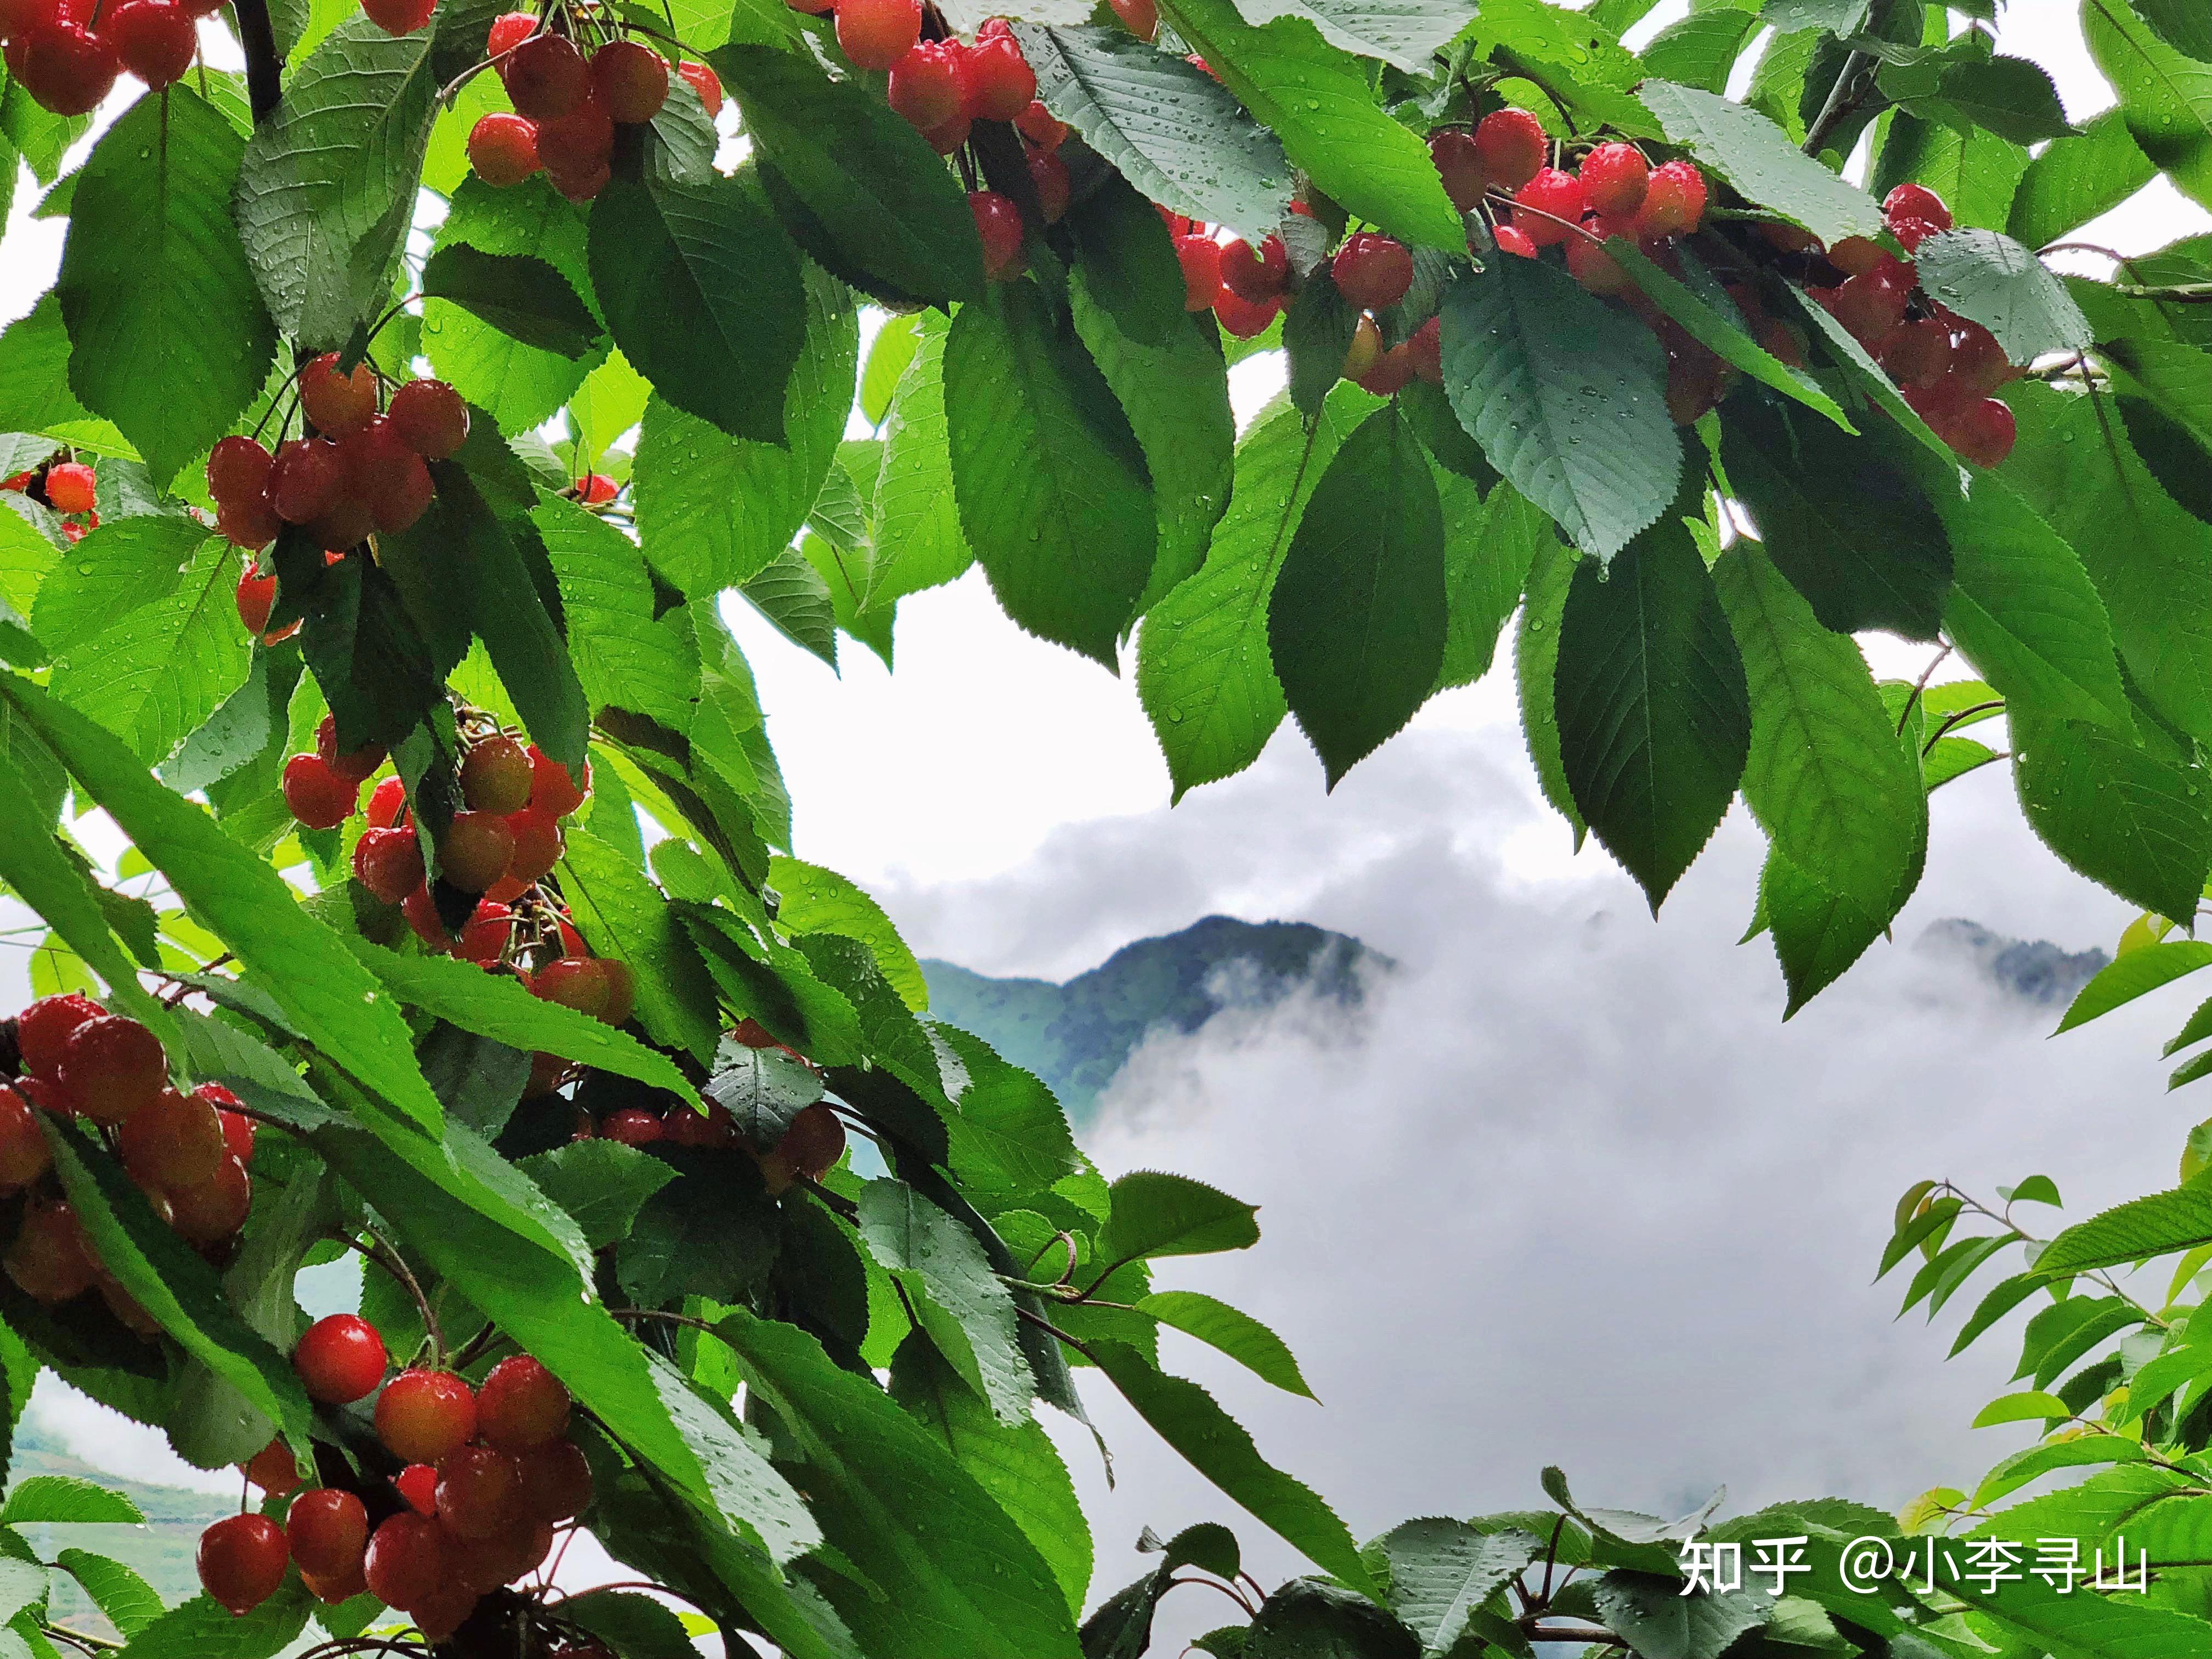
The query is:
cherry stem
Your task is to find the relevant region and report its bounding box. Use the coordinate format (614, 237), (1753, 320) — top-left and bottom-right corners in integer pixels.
(348, 1228), (445, 1364)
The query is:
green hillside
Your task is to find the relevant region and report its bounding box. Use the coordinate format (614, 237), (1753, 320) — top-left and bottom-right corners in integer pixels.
(923, 915), (1385, 1121)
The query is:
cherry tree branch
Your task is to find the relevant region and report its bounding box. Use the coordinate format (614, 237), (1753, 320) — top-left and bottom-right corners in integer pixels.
(232, 0), (283, 124)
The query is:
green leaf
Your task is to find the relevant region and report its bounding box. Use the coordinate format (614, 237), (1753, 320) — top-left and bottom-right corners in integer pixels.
(1913, 229), (2091, 363)
(534, 494), (701, 732)
(1139, 1290), (1315, 1399)
(1013, 25), (1290, 242)
(1434, 477), (1545, 693)
(707, 45), (984, 306)
(704, 1034), (824, 1147)
(560, 1589), (708, 1659)
(715, 1308), (1082, 1659)
(57, 89), (274, 491)
(1972, 1389), (2070, 1427)
(867, 313), (973, 613)
(1640, 80), (1886, 245)
(1589, 1572), (1770, 1659)
(101, 1584), (313, 1659)
(1640, 10), (1759, 94)
(1883, 52), (2076, 144)
(2042, 1183), (2212, 1274)
(1229, 0), (1462, 72)
(0, 765), (169, 1030)
(418, 242), (601, 356)
(1946, 1560), (2212, 1659)
(1515, 538), (1585, 843)
(1246, 1578), (1417, 1659)
(0, 1476), (142, 1525)
(517, 1140), (678, 1251)
(589, 160), (806, 444)
(1370, 1519), (1540, 1655)
(2087, 0), (2212, 215)
(2013, 712), (2212, 925)
(235, 15), (441, 349)
(769, 857), (929, 1012)
(1156, 0), (1464, 251)
(1090, 1341), (1375, 1596)
(1440, 256), (1680, 565)
(53, 1549), (160, 1637)
(1099, 1170), (1260, 1266)
(0, 294), (129, 454)
(2137, 0), (2212, 57)
(2057, 941), (2212, 1032)
(1758, 838), (1920, 1015)
(634, 267), (857, 598)
(1718, 396), (1948, 640)
(1554, 506), (1750, 912)
(2009, 109), (2156, 251)
(1267, 403), (1445, 787)
(618, 1148), (780, 1306)
(860, 1178), (1034, 1424)
(945, 281), (1156, 666)
(1713, 540), (1924, 915)
(558, 823), (723, 1063)
(741, 545), (838, 668)
(0, 672), (445, 1131)
(29, 514), (207, 658)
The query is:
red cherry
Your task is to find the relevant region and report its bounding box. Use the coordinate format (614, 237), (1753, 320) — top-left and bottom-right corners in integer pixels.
(1026, 148), (1070, 223)
(1357, 340), (1415, 397)
(402, 884), (451, 952)
(554, 912), (586, 958)
(364, 1513), (446, 1611)
(589, 38), (665, 121)
(118, 1085), (224, 1191)
(1015, 98), (1065, 151)
(963, 31), (1033, 122)
(0, 0), (58, 42)
(0, 1087), (52, 1192)
(1218, 234), (1288, 303)
(5, 1199), (94, 1304)
(1947, 396), (2016, 468)
(1566, 234), (1629, 296)
(600, 1107), (664, 1147)
(207, 436), (273, 509)
(486, 8), (532, 54)
(413, 1579), (482, 1642)
(758, 1102), (845, 1194)
(1664, 343), (1726, 426)
(970, 189), (1024, 281)
(365, 775), (410, 830)
(340, 416), (434, 535)
(1826, 235), (1883, 277)
(352, 826), (426, 904)
(1510, 168), (1585, 248)
(376, 1368), (479, 1464)
(676, 58), (720, 115)
(436, 1444), (522, 1539)
(1635, 159), (1707, 239)
(103, 0), (194, 87)
(888, 40), (962, 131)
(1210, 283), (1279, 339)
(1877, 317), (1953, 389)
(59, 1014), (166, 1126)
(516, 1438), (593, 1521)
(1492, 225), (1537, 259)
(1331, 232), (1413, 309)
(477, 1355), (572, 1451)
(1950, 322), (2015, 393)
(169, 1153), (251, 1246)
(44, 460), (95, 513)
(13, 22), (117, 116)
(468, 111), (541, 187)
(293, 1313), (388, 1404)
(598, 960), (635, 1026)
(386, 379), (469, 460)
(441, 811), (517, 893)
(1174, 235), (1221, 312)
(1577, 140), (1649, 219)
(196, 1084), (256, 1165)
(454, 900), (513, 963)
(503, 805), (563, 884)
(528, 745), (589, 814)
(286, 1488), (369, 1579)
(1107, 0), (1154, 38)
(1889, 215), (1943, 253)
(1757, 316), (1808, 368)
(199, 1514), (287, 1616)
(222, 494), (283, 553)
(269, 439), (342, 524)
(298, 353), (377, 437)
(282, 753), (357, 830)
(1883, 181), (1950, 234)
(460, 734), (534, 814)
(395, 1463), (439, 1516)
(529, 956), (611, 1019)
(505, 32), (589, 117)
(787, 0), (834, 16)
(242, 1436), (300, 1496)
(17, 992), (101, 1079)
(1474, 107), (1547, 192)
(301, 1561), (368, 1605)
(1827, 269), (1910, 343)
(1408, 315), (1442, 385)
(1430, 128), (1486, 215)
(359, 0), (433, 33)
(834, 0), (919, 71)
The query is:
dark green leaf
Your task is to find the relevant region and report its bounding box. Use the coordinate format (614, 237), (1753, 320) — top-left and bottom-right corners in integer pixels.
(1371, 1519), (1539, 1655)
(2009, 110), (2156, 251)
(1914, 229), (2091, 363)
(1246, 1578), (1417, 1659)
(1640, 79), (1886, 244)
(705, 1033), (825, 1146)
(860, 1178), (1034, 1424)
(418, 242), (601, 356)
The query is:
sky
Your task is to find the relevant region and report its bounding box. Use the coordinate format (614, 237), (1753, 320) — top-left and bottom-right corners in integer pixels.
(3, 0), (2212, 1650)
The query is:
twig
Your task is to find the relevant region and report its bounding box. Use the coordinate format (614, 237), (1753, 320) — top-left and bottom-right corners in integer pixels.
(232, 0), (283, 122)
(1893, 642), (1953, 735)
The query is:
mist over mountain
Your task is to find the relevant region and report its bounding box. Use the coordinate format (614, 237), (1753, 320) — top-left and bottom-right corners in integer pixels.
(1916, 918), (2109, 1008)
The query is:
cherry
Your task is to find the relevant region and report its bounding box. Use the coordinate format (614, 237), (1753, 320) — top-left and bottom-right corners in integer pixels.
(1757, 316), (1807, 368)
(599, 960), (635, 1026)
(0, 0), (56, 42)
(44, 460), (95, 513)
(59, 1014), (166, 1125)
(676, 58), (721, 114)
(515, 1438), (592, 1521)
(341, 416), (434, 534)
(477, 1355), (571, 1451)
(1027, 148), (1070, 223)
(435, 1443), (522, 1538)
(530, 956), (612, 1019)
(1826, 235), (1884, 277)
(1332, 232), (1413, 309)
(13, 22), (116, 116)
(1664, 342), (1726, 426)
(1211, 281), (1282, 334)
(1015, 98), (1065, 151)
(1511, 167), (1585, 247)
(17, 991), (101, 1078)
(1948, 397), (2016, 468)
(199, 1513), (287, 1616)
(971, 190), (1024, 281)
(835, 0), (919, 71)
(1475, 107), (1547, 192)
(759, 1102), (845, 1194)
(286, 1488), (369, 1579)
(1888, 215), (1943, 253)
(198, 1083), (256, 1164)
(5, 1199), (93, 1304)
(170, 1152), (251, 1245)
(242, 1436), (300, 1496)
(1107, 0), (1154, 36)
(504, 32), (589, 117)
(119, 1085), (224, 1191)
(1339, 313), (1382, 383)
(222, 493), (282, 553)
(1577, 140), (1648, 219)
(787, 0), (834, 16)
(103, 0), (193, 86)
(1878, 317), (1952, 389)
(207, 436), (273, 508)
(468, 112), (541, 187)
(888, 41), (962, 131)
(360, 0), (433, 32)
(1173, 234), (1221, 312)
(963, 31), (1034, 122)
(1430, 128), (1486, 214)
(1635, 159), (1707, 239)
(1825, 270), (1909, 343)
(590, 38), (666, 122)
(365, 776), (410, 830)
(0, 1087), (47, 1193)
(455, 900), (514, 963)
(504, 806), (563, 885)
(1218, 235), (1288, 303)
(386, 378), (469, 460)
(395, 1463), (438, 1516)
(1566, 233), (1629, 296)
(441, 811), (517, 893)
(414, 1580), (482, 1643)
(402, 885), (450, 952)
(269, 438), (342, 524)
(364, 1513), (447, 1611)
(1407, 314), (1442, 385)
(302, 1560), (369, 1605)
(294, 1312), (387, 1404)
(526, 1052), (571, 1099)
(486, 8), (532, 54)
(1357, 340), (1414, 397)
(537, 87), (613, 176)
(599, 1106), (663, 1147)
(1950, 322), (2014, 393)
(663, 1104), (732, 1147)
(461, 734), (534, 814)
(1883, 181), (1950, 234)
(298, 353), (377, 437)
(377, 1368), (479, 1464)
(555, 912), (586, 958)
(282, 753), (356, 830)
(577, 472), (618, 505)
(352, 826), (425, 905)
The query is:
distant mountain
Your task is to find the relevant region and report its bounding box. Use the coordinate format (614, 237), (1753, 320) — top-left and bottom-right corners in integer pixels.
(1917, 918), (2109, 1007)
(923, 915), (1386, 1121)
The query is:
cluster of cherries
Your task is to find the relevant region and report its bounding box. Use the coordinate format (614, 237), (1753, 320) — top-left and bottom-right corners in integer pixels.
(2, 995), (258, 1328)
(0, 0), (210, 115)
(1, 456), (101, 542)
(466, 12), (722, 203)
(203, 1315), (596, 1641)
(215, 359), (469, 639)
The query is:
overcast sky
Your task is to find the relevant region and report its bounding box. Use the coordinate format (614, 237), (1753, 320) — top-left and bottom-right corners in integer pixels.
(4, 1), (2211, 1647)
